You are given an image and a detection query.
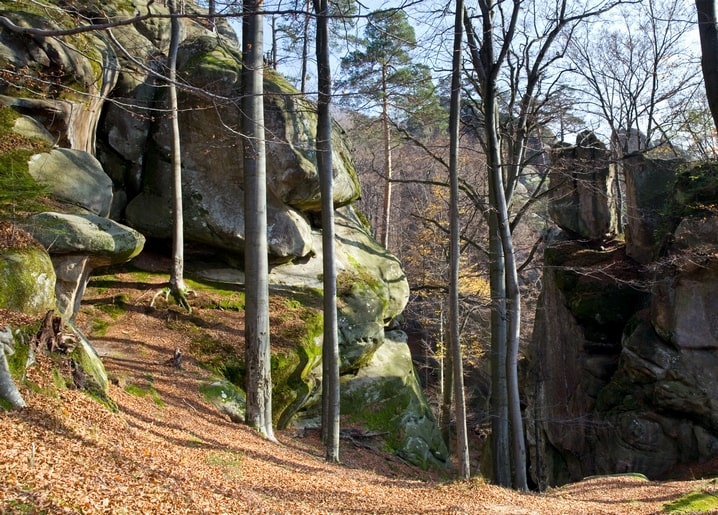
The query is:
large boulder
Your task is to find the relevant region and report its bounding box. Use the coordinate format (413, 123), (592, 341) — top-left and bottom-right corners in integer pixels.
(28, 149), (114, 216)
(24, 212), (145, 319)
(623, 154), (681, 264)
(527, 158), (718, 487)
(548, 133), (620, 240)
(525, 237), (647, 487)
(0, 246), (56, 315)
(341, 331), (449, 470)
(0, 8), (118, 153)
(106, 20), (359, 261)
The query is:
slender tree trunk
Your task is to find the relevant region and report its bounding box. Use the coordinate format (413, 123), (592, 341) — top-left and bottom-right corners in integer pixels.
(270, 16), (277, 69)
(314, 0), (340, 463)
(242, 0), (275, 442)
(301, 0), (311, 94)
(379, 68), (393, 249)
(488, 211), (510, 486)
(696, 0), (718, 131)
(484, 81), (512, 488)
(448, 0), (470, 480)
(440, 305), (453, 447)
(208, 0), (216, 32)
(167, 0), (190, 313)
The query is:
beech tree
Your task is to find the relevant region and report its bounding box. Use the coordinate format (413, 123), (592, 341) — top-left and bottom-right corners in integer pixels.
(462, 0), (625, 490)
(167, 0), (192, 313)
(447, 0), (470, 480)
(696, 0), (718, 131)
(314, 0), (340, 462)
(242, 0), (275, 441)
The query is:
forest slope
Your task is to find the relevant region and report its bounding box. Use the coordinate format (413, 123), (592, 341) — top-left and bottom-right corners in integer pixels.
(1, 256), (716, 514)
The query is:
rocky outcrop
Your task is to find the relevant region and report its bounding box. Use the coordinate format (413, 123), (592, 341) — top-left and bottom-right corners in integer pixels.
(623, 154), (681, 264)
(528, 153), (718, 487)
(548, 132), (620, 240)
(340, 332), (449, 469)
(0, 0), (441, 469)
(0, 246), (56, 315)
(24, 212), (145, 319)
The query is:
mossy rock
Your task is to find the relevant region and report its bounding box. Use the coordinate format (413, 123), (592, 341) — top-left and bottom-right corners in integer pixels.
(340, 333), (449, 470)
(0, 247), (56, 315)
(200, 378), (246, 423)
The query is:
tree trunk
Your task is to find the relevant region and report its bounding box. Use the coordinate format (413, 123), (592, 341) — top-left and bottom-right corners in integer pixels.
(440, 306), (453, 447)
(242, 0), (275, 442)
(314, 0), (340, 463)
(167, 0), (190, 313)
(696, 0), (718, 131)
(208, 0), (216, 32)
(448, 0), (470, 480)
(379, 74), (393, 250)
(301, 0), (311, 94)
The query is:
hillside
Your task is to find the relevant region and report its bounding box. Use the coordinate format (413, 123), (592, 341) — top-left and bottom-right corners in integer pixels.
(2, 255), (717, 514)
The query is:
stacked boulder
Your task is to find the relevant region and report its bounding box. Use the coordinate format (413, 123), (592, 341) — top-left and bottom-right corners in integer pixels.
(527, 133), (718, 487)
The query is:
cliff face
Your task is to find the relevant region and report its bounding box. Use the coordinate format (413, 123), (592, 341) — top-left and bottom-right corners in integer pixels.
(527, 139), (718, 487)
(0, 1), (447, 468)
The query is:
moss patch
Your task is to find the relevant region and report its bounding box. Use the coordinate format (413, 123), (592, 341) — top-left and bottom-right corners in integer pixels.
(124, 383), (165, 407)
(663, 489), (718, 513)
(0, 106), (50, 221)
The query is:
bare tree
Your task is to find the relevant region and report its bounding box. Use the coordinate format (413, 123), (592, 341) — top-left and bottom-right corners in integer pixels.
(314, 0), (340, 463)
(463, 0), (625, 491)
(696, 0), (718, 131)
(242, 0), (276, 441)
(167, 0), (191, 313)
(448, 0), (470, 480)
(567, 0), (700, 155)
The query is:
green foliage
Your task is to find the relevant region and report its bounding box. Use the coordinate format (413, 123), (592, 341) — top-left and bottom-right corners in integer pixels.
(663, 490), (718, 513)
(339, 9), (442, 132)
(189, 333), (243, 384)
(95, 294), (130, 319)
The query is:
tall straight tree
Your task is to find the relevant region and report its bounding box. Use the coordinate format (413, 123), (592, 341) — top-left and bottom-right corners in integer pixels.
(339, 10), (423, 249)
(314, 0), (340, 463)
(462, 0), (622, 490)
(167, 0), (191, 313)
(448, 0), (470, 480)
(696, 0), (718, 131)
(242, 0), (275, 441)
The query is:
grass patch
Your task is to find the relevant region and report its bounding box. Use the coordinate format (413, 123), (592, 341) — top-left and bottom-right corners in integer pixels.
(664, 490), (718, 513)
(3, 500), (47, 514)
(124, 383), (165, 407)
(95, 294), (130, 319)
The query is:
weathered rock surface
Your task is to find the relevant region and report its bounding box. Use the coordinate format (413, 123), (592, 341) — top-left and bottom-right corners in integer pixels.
(528, 154), (718, 487)
(0, 0), (439, 469)
(340, 331), (449, 470)
(0, 247), (56, 315)
(548, 133), (619, 240)
(28, 149), (114, 216)
(623, 154), (680, 264)
(23, 212), (145, 319)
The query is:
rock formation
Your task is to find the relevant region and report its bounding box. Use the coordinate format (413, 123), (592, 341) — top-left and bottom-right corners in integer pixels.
(0, 0), (447, 467)
(528, 149), (718, 487)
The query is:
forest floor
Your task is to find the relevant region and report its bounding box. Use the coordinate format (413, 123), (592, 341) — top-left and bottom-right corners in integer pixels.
(1, 251), (718, 514)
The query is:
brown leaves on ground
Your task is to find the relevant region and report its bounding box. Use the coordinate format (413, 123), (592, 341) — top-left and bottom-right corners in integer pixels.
(0, 263), (714, 514)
